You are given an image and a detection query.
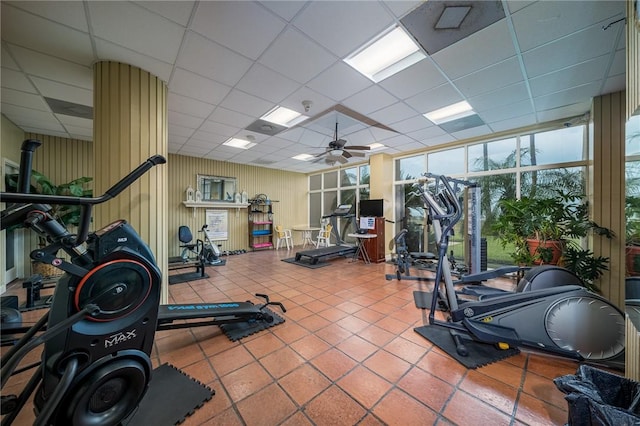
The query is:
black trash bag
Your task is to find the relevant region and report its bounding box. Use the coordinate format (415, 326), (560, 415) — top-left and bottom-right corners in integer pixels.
(554, 365), (640, 425)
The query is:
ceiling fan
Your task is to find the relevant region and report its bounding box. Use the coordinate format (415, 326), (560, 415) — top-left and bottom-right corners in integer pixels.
(314, 122), (371, 165)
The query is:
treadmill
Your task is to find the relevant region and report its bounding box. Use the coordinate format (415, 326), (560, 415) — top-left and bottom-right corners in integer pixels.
(294, 204), (357, 264)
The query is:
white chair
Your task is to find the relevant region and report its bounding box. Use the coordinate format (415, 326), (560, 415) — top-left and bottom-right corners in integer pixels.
(275, 225), (293, 250)
(315, 224), (333, 248)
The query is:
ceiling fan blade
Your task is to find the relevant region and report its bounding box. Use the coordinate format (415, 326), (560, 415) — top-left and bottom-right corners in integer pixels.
(314, 150), (329, 158)
(335, 155), (348, 164)
(345, 145), (370, 150)
(346, 150), (365, 158)
(342, 150), (352, 159)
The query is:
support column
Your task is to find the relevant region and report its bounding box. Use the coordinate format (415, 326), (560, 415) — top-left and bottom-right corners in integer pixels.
(93, 61), (169, 304)
(369, 152), (394, 259)
(591, 91), (626, 308)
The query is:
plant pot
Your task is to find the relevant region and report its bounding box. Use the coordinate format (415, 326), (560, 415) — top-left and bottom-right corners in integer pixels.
(526, 239), (564, 265)
(31, 261), (62, 279)
(626, 245), (640, 276)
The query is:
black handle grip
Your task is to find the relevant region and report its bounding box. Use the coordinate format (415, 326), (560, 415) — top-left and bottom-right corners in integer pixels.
(17, 139), (42, 193)
(104, 155), (167, 199)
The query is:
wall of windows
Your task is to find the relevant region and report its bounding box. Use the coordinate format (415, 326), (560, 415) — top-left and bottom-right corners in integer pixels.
(394, 125), (589, 267)
(309, 164), (370, 243)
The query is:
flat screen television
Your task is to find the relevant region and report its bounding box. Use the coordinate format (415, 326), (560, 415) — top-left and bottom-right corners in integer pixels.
(359, 199), (383, 217)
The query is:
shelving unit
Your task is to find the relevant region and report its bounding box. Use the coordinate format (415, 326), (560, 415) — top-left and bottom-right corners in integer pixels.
(361, 217), (386, 263)
(248, 198), (275, 250)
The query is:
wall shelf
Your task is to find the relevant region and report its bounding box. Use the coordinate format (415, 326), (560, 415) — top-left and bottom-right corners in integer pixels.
(183, 201), (250, 216)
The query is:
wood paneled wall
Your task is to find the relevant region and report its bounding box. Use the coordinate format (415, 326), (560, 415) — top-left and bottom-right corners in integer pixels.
(167, 154), (308, 256)
(627, 1), (640, 118)
(591, 92), (626, 308)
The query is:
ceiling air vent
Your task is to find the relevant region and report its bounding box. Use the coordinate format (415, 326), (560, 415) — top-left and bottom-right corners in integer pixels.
(45, 97), (93, 119)
(245, 119), (287, 136)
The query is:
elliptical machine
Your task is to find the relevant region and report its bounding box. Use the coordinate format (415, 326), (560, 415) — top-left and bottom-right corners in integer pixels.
(412, 173), (626, 369)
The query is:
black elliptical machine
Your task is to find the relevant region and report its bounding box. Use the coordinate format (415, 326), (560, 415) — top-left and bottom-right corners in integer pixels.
(0, 140), (284, 425)
(413, 173), (626, 369)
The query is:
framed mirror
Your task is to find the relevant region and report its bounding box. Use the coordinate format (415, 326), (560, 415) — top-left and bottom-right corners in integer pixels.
(197, 175), (237, 202)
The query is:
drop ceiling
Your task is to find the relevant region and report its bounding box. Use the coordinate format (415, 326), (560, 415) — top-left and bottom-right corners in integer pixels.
(0, 1), (627, 173)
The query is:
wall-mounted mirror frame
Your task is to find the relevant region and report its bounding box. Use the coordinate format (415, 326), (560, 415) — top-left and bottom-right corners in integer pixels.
(197, 174), (237, 202)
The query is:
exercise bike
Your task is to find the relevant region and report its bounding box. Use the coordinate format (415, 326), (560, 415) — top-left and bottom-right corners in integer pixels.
(412, 173), (626, 369)
(0, 140), (284, 425)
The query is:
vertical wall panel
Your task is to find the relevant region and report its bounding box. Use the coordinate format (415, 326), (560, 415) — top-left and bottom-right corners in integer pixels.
(592, 92), (626, 307)
(627, 1), (640, 118)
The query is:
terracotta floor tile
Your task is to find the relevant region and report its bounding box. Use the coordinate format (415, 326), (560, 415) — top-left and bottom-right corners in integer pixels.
(336, 315), (371, 333)
(297, 313), (332, 332)
(358, 324), (397, 347)
(271, 321), (310, 344)
(363, 349), (411, 383)
(526, 353), (580, 379)
(243, 332), (286, 359)
(209, 345), (254, 377)
(337, 365), (392, 409)
(304, 385), (367, 425)
(179, 379), (230, 425)
(372, 388), (438, 425)
(442, 390), (512, 426)
(522, 371), (570, 409)
(318, 306), (351, 322)
(310, 347), (358, 381)
(315, 323), (353, 346)
(515, 392), (569, 426)
(337, 335), (379, 362)
(289, 333), (331, 360)
(279, 364), (332, 405)
(416, 350), (467, 386)
(397, 366), (454, 412)
(376, 315), (411, 334)
(205, 407), (244, 426)
(458, 369), (518, 416)
(180, 358), (217, 386)
(476, 358), (525, 389)
(260, 346), (306, 378)
(219, 361), (273, 402)
(383, 335), (428, 364)
(279, 411), (314, 426)
(236, 383), (297, 426)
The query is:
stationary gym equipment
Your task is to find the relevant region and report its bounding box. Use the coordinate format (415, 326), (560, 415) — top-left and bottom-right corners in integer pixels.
(167, 224), (225, 285)
(0, 140), (284, 425)
(411, 173), (626, 369)
(294, 204), (358, 264)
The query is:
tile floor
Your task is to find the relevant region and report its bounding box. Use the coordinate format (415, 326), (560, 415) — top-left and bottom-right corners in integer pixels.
(3, 248), (590, 425)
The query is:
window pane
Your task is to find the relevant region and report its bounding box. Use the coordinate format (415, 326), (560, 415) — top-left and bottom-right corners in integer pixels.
(359, 165), (370, 184)
(627, 114), (640, 156)
(521, 126), (584, 166)
(310, 192), (321, 226)
(309, 174), (321, 191)
(521, 167), (585, 198)
(395, 183), (426, 253)
(324, 171), (338, 189)
(323, 190), (337, 217)
(340, 188), (356, 208)
(428, 148), (464, 175)
(468, 138), (517, 172)
(340, 168), (357, 186)
(396, 155), (425, 180)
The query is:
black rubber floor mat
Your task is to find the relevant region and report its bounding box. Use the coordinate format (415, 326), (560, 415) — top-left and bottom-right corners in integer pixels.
(414, 325), (520, 369)
(124, 363), (214, 425)
(168, 271), (209, 285)
(413, 291), (447, 311)
(220, 307), (285, 341)
(281, 257), (330, 269)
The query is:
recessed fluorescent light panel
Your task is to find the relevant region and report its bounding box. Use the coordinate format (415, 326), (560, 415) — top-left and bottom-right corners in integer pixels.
(293, 154), (314, 161)
(223, 138), (256, 149)
(368, 143), (386, 151)
(423, 101), (474, 125)
(344, 26), (426, 82)
(261, 106), (307, 127)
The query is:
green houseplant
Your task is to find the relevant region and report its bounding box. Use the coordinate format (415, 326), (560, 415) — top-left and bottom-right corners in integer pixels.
(492, 189), (613, 291)
(625, 195), (640, 276)
(5, 171), (92, 276)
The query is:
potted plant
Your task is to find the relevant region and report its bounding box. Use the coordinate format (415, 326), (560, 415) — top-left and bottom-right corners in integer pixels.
(5, 171), (92, 277)
(625, 195), (640, 276)
(493, 189), (613, 291)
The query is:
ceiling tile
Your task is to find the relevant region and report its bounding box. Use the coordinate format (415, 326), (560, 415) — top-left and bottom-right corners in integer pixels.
(259, 27), (337, 84)
(30, 77), (92, 106)
(505, 0), (536, 14)
(488, 114), (537, 132)
(1, 47), (19, 70)
(4, 0), (89, 31)
(406, 124), (449, 142)
(94, 39), (174, 83)
(279, 86), (335, 117)
(169, 68), (231, 105)
(10, 46), (93, 89)
(2, 104), (60, 125)
(259, 1), (308, 22)
(89, 2), (185, 64)
(168, 123), (196, 138)
(56, 114), (92, 129)
(533, 82), (600, 111)
(391, 114), (435, 134)
(1, 88), (50, 111)
(609, 49), (626, 76)
(368, 102), (418, 126)
(235, 63), (300, 104)
(176, 32), (253, 87)
(522, 24), (619, 78)
(168, 93), (216, 118)
(468, 82), (530, 112)
(405, 83), (463, 114)
(536, 101), (592, 122)
(293, 1), (393, 58)
(1, 5), (93, 64)
(379, 59), (447, 100)
(65, 125), (93, 139)
(134, 1), (196, 26)
(306, 62), (373, 103)
(1, 68), (38, 93)
(477, 99), (534, 124)
(451, 124), (492, 140)
(453, 57), (523, 98)
(168, 110), (205, 129)
(218, 89), (275, 118)
(511, 1), (625, 52)
(197, 121), (240, 138)
(342, 85), (398, 116)
(602, 74), (625, 94)
(529, 55), (609, 98)
(431, 20), (515, 80)
(208, 107), (254, 129)
(191, 1), (286, 60)
(383, 1), (422, 18)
